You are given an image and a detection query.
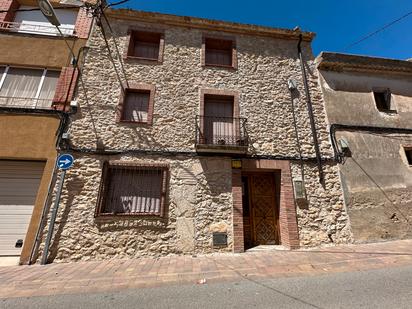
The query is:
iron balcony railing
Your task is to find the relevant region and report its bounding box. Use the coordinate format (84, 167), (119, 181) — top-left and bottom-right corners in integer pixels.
(0, 21), (74, 36)
(0, 96), (54, 109)
(195, 115), (249, 147)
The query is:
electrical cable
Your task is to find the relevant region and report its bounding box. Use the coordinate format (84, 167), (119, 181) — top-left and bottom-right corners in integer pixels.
(329, 124), (412, 163)
(96, 7), (126, 93)
(100, 9), (130, 88)
(105, 0), (130, 8)
(344, 10), (412, 51)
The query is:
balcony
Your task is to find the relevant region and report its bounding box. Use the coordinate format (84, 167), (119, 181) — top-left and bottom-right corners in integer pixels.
(0, 21), (74, 37)
(0, 96), (54, 110)
(195, 115), (249, 154)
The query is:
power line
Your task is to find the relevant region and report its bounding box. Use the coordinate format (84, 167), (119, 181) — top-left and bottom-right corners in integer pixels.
(100, 9), (130, 88)
(97, 10), (126, 93)
(106, 0), (130, 8)
(344, 10), (412, 51)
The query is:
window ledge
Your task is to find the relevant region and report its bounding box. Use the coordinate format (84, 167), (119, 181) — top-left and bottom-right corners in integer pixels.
(118, 119), (151, 125)
(203, 63), (237, 70)
(378, 109), (398, 114)
(94, 213), (163, 220)
(124, 55), (162, 63)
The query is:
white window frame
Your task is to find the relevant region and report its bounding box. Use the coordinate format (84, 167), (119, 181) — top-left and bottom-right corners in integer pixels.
(0, 66), (58, 108)
(0, 66), (9, 90)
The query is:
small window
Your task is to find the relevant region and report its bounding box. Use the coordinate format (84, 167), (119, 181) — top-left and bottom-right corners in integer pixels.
(204, 37), (235, 68)
(118, 83), (155, 125)
(127, 30), (163, 61)
(96, 162), (168, 217)
(404, 148), (412, 166)
(373, 89), (395, 112)
(122, 90), (150, 122)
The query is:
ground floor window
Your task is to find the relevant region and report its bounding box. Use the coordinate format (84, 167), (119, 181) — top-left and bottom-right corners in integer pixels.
(96, 161), (168, 217)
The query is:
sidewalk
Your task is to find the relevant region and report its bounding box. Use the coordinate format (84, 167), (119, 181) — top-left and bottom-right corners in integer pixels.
(1, 239), (411, 299)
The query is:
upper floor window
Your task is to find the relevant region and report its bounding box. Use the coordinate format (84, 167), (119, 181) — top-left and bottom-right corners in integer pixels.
(404, 147), (412, 166)
(203, 37), (237, 69)
(5, 6), (77, 36)
(117, 83), (155, 125)
(0, 66), (60, 109)
(126, 30), (164, 62)
(373, 88), (395, 113)
(96, 161), (168, 217)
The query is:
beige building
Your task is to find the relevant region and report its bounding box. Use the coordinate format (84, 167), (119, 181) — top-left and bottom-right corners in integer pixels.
(36, 9), (353, 263)
(0, 0), (92, 265)
(317, 52), (412, 242)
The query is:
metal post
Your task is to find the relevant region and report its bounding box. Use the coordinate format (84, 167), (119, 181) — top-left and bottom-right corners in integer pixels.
(41, 169), (66, 265)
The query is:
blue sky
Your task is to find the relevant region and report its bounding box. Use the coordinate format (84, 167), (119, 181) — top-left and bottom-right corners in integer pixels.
(116, 0), (412, 60)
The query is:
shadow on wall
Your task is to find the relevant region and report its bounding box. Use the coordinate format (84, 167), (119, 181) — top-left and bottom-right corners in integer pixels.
(199, 157), (232, 195)
(347, 156), (411, 227)
(46, 175), (86, 263)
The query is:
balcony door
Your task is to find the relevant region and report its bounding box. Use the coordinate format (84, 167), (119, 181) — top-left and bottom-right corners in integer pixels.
(203, 95), (235, 145)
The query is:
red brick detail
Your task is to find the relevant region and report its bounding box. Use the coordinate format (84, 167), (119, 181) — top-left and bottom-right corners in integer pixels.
(232, 169), (244, 253)
(52, 67), (79, 110)
(74, 7), (92, 39)
(0, 0), (19, 23)
(116, 82), (156, 125)
(231, 159), (300, 251)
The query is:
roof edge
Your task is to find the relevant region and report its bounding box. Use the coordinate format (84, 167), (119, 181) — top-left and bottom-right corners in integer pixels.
(316, 52), (412, 76)
(105, 9), (315, 42)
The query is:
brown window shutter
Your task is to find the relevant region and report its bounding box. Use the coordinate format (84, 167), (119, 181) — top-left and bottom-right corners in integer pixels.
(52, 67), (79, 110)
(0, 0), (19, 22)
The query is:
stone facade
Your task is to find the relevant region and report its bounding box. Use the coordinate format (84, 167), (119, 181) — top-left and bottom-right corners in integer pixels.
(38, 11), (352, 263)
(317, 52), (412, 243)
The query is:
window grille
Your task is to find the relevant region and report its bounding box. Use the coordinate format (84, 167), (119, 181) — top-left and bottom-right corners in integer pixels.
(122, 90), (150, 122)
(96, 162), (168, 217)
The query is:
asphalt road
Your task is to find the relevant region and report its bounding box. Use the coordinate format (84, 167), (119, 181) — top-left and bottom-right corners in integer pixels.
(2, 265), (412, 309)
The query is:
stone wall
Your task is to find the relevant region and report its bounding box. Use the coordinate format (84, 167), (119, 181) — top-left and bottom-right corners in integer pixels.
(38, 16), (352, 263)
(38, 155), (233, 263)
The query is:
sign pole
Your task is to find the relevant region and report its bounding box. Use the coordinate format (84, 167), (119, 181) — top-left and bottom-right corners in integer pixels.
(41, 169), (66, 265)
(41, 153), (74, 265)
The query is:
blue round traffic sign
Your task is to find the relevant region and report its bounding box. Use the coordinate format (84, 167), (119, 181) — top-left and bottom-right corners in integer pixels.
(57, 154), (74, 170)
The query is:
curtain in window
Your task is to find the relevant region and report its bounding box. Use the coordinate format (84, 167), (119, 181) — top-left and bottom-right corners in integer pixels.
(204, 97), (235, 145)
(123, 91), (149, 122)
(134, 41), (159, 59)
(205, 49), (232, 66)
(0, 68), (42, 107)
(104, 168), (162, 214)
(38, 70), (60, 107)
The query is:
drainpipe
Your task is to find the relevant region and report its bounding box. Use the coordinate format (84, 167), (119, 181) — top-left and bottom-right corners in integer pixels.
(297, 34), (324, 183)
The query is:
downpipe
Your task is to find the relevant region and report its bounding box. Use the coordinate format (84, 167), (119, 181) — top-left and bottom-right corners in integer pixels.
(297, 34), (324, 183)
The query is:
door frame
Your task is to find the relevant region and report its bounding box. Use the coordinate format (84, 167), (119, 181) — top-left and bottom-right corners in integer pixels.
(232, 159), (300, 253)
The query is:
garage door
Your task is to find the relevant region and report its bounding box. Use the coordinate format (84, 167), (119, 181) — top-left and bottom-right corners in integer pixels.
(0, 160), (45, 256)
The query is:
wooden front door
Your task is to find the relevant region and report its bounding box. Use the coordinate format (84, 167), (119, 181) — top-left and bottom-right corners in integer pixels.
(249, 173), (279, 245)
